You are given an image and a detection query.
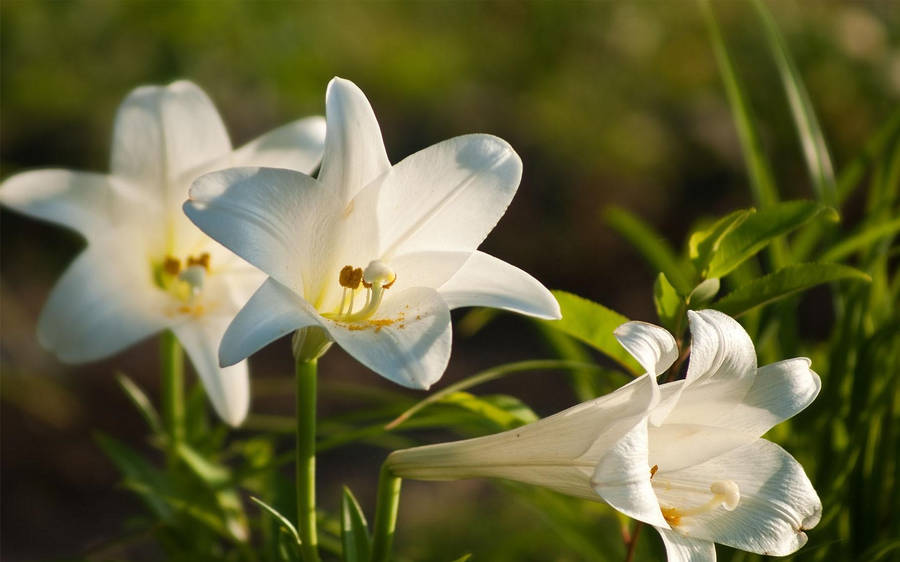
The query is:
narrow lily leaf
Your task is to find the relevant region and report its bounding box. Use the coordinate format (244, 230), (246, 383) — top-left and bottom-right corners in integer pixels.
(653, 272), (683, 334)
(95, 433), (173, 521)
(836, 105), (900, 204)
(544, 290), (643, 375)
(537, 322), (606, 401)
(251, 496), (302, 547)
(707, 201), (838, 278)
(176, 442), (232, 488)
(384, 359), (603, 429)
(713, 263), (871, 316)
(341, 486), (372, 562)
(752, 0), (836, 206)
(700, 0), (779, 209)
(688, 209), (755, 274)
(820, 217), (900, 263)
(115, 373), (164, 436)
(604, 207), (694, 294)
(449, 555), (472, 562)
(440, 391), (536, 430)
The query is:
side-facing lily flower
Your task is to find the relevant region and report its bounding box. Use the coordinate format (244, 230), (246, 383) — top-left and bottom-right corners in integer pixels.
(0, 80), (326, 425)
(184, 77), (560, 389)
(386, 322), (677, 498)
(592, 310), (822, 561)
(387, 310), (821, 561)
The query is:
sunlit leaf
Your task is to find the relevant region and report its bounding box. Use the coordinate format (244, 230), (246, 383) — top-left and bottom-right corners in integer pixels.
(707, 201), (837, 278)
(820, 217), (900, 263)
(251, 496), (302, 547)
(688, 209), (754, 274)
(713, 263), (870, 316)
(542, 291), (642, 374)
(687, 278), (721, 307)
(95, 433), (173, 522)
(653, 272), (683, 334)
(116, 373), (164, 437)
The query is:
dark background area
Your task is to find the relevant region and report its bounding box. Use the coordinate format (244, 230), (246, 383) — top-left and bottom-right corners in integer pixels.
(1, 1), (897, 559)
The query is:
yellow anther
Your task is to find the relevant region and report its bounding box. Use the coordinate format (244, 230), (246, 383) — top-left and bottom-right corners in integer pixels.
(339, 265), (363, 289)
(163, 256), (181, 276)
(187, 252), (211, 271)
(650, 464), (659, 479)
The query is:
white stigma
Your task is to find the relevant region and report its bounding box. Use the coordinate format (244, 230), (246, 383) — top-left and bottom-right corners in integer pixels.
(178, 265), (206, 298)
(710, 479), (741, 511)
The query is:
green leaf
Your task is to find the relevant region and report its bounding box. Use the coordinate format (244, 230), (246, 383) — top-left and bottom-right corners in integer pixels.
(706, 201), (837, 278)
(176, 442), (231, 488)
(713, 263), (871, 316)
(603, 207), (694, 294)
(341, 486), (372, 562)
(544, 290), (642, 374)
(752, 0), (836, 206)
(449, 556), (472, 562)
(440, 392), (536, 430)
(700, 0), (779, 209)
(384, 359), (604, 430)
(653, 272), (683, 333)
(821, 216), (900, 263)
(688, 209), (754, 274)
(116, 373), (163, 436)
(251, 496), (302, 547)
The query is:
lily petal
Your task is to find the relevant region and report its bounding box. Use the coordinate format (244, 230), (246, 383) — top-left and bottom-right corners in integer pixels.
(317, 78), (391, 204)
(111, 80), (231, 206)
(592, 422), (671, 528)
(186, 167), (342, 296)
(366, 134), (522, 258)
(37, 239), (173, 362)
(0, 170), (154, 242)
(438, 251), (560, 319)
(323, 287), (451, 390)
(657, 530), (717, 562)
(614, 321), (678, 378)
(219, 278), (322, 367)
(230, 116), (327, 172)
(173, 318), (250, 427)
(685, 310), (757, 387)
(654, 439), (822, 557)
(663, 358), (821, 437)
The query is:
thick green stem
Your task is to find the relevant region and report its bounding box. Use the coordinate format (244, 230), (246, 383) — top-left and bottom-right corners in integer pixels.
(295, 359), (320, 562)
(371, 462), (403, 562)
(160, 330), (184, 465)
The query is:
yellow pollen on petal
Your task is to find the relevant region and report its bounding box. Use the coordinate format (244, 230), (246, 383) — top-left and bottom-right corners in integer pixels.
(661, 507), (682, 527)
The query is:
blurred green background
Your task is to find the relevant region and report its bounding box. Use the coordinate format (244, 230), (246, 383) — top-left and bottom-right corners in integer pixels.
(1, 1), (897, 560)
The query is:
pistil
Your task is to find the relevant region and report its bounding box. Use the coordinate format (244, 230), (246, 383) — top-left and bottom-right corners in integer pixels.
(658, 478), (741, 527)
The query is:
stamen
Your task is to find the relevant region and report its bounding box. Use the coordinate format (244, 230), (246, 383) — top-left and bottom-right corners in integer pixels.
(187, 252), (210, 271)
(326, 260), (396, 322)
(656, 478), (741, 527)
(339, 265), (363, 289)
(163, 256), (181, 276)
(178, 265), (206, 299)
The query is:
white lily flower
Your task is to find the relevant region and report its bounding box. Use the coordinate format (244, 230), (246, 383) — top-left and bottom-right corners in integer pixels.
(184, 77), (560, 389)
(386, 321), (678, 498)
(592, 310), (822, 561)
(0, 80), (326, 426)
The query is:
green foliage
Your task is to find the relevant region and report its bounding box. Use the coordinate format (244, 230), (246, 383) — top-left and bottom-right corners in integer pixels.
(340, 487), (372, 562)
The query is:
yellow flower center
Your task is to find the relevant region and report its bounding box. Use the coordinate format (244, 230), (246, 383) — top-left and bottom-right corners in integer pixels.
(324, 260), (396, 322)
(155, 252), (211, 305)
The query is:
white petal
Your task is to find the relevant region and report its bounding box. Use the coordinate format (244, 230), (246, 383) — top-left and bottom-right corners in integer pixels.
(219, 278), (322, 367)
(614, 321), (678, 378)
(437, 251), (560, 319)
(662, 357), (821, 438)
(648, 423), (757, 473)
(653, 439), (822, 557)
(322, 287), (451, 390)
(685, 310), (757, 387)
(364, 134), (521, 258)
(0, 170), (157, 242)
(37, 240), (173, 362)
(111, 80), (231, 204)
(186, 167), (341, 297)
(389, 371), (658, 501)
(230, 116), (327, 173)
(591, 422), (670, 528)
(657, 530), (717, 562)
(173, 319), (249, 427)
(387, 250), (472, 293)
(317, 78), (391, 204)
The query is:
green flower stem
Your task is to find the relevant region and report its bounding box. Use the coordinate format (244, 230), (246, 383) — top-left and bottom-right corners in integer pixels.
(160, 330), (184, 465)
(371, 462), (403, 562)
(295, 358), (320, 562)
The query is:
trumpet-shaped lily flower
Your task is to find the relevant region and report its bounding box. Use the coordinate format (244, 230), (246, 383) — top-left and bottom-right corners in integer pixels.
(591, 310), (822, 561)
(386, 321), (678, 498)
(0, 80), (326, 425)
(184, 77), (560, 389)
(388, 310), (821, 561)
